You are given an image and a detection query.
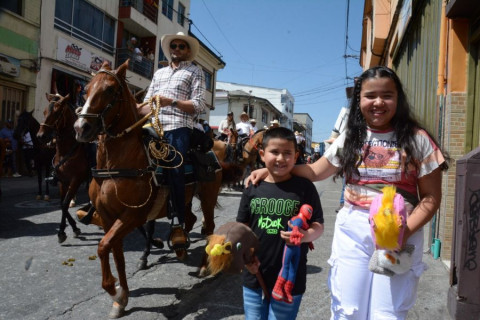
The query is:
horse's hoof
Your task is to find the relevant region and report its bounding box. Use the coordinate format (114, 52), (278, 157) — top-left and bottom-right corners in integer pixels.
(58, 232), (67, 243)
(168, 225), (190, 262)
(198, 266), (209, 278)
(73, 228), (81, 238)
(69, 199), (76, 208)
(151, 237), (164, 249)
(175, 248), (188, 261)
(137, 259), (148, 270)
(108, 302), (125, 319)
(36, 195), (42, 200)
(44, 195), (50, 201)
(201, 227), (214, 236)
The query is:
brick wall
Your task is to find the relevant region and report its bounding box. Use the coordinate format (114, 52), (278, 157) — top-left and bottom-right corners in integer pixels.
(439, 92), (467, 263)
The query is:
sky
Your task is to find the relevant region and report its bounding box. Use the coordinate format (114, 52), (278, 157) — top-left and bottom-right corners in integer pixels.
(189, 0), (365, 142)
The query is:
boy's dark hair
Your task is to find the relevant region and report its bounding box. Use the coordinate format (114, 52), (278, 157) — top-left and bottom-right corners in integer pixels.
(262, 127), (297, 150)
(338, 66), (449, 182)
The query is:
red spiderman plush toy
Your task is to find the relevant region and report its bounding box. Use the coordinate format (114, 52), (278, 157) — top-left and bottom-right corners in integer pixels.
(272, 204), (313, 303)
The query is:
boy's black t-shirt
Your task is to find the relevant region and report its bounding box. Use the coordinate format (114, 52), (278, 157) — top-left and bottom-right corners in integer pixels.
(236, 175), (324, 295)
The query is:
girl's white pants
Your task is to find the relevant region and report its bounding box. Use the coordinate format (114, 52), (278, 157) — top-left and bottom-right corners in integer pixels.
(328, 205), (426, 320)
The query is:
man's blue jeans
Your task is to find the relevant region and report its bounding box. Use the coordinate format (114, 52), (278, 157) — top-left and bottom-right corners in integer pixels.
(164, 127), (191, 225)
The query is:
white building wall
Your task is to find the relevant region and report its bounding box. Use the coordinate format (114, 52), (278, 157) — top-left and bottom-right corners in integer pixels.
(216, 82), (295, 130)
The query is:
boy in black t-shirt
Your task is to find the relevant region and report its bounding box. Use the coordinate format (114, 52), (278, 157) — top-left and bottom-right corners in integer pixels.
(237, 127), (324, 320)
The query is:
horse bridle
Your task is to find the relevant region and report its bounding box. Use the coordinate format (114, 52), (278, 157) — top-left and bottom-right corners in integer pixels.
(243, 135), (262, 156)
(40, 98), (66, 133)
(77, 69), (124, 138)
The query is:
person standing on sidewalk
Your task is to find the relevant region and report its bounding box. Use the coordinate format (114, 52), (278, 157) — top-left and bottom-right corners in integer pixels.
(248, 66), (449, 319)
(0, 119), (20, 177)
(138, 31), (206, 260)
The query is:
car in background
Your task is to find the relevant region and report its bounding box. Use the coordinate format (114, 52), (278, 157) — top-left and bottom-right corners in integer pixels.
(0, 56), (18, 76)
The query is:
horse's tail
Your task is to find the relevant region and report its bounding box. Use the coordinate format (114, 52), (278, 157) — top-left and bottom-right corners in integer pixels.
(205, 234), (233, 275)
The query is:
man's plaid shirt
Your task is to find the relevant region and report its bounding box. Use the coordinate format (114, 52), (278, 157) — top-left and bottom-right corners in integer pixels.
(144, 61), (206, 131)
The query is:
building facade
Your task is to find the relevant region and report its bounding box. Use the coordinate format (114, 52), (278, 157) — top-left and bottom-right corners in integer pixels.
(293, 112), (313, 155)
(211, 88), (281, 133)
(0, 1), (41, 123)
(216, 81), (295, 130)
(1, 0), (224, 125)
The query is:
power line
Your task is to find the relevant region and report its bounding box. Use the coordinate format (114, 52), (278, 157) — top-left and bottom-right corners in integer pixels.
(197, 0), (252, 66)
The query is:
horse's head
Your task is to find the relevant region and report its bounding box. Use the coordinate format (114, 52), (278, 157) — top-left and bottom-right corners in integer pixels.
(37, 93), (71, 143)
(13, 111), (36, 140)
(74, 60), (132, 142)
(242, 129), (265, 161)
(229, 128), (238, 146)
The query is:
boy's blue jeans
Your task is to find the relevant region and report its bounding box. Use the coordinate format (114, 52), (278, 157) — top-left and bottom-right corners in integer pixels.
(243, 286), (302, 320)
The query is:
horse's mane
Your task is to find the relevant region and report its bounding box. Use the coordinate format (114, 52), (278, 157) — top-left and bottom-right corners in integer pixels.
(16, 111), (40, 142)
(205, 234), (233, 275)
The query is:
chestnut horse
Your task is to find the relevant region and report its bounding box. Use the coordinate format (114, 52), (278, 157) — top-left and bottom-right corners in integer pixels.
(37, 93), (90, 243)
(73, 61), (220, 318)
(13, 111), (56, 200)
(212, 129), (265, 188)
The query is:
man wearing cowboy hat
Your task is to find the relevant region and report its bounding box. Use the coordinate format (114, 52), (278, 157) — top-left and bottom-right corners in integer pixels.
(249, 118), (258, 133)
(139, 31), (206, 260)
(270, 119), (280, 128)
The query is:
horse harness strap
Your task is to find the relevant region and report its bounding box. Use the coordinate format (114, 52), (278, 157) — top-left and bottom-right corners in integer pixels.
(92, 168), (152, 178)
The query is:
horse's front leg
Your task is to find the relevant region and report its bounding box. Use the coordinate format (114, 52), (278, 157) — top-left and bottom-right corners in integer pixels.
(58, 182), (68, 243)
(63, 187), (81, 237)
(98, 220), (131, 318)
(110, 243), (129, 318)
(36, 167), (42, 200)
(44, 165), (50, 200)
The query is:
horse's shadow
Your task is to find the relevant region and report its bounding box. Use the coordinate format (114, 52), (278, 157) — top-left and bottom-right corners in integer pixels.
(128, 273), (244, 320)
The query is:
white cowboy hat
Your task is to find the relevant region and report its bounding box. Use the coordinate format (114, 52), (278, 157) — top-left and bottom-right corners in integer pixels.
(249, 119), (257, 123)
(161, 31), (199, 62)
(240, 112), (249, 119)
(270, 119), (280, 125)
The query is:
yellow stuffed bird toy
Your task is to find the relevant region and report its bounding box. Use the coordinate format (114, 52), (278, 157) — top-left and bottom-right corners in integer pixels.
(369, 185), (407, 251)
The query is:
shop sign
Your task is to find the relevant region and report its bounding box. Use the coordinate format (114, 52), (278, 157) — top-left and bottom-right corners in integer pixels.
(0, 53), (20, 77)
(57, 37), (111, 73)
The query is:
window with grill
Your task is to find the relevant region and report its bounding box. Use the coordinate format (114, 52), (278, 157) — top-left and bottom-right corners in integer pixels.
(178, 2), (186, 26)
(54, 0), (115, 55)
(162, 0), (173, 20)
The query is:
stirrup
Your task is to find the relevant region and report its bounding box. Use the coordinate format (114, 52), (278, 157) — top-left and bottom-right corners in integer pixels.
(166, 224), (191, 251)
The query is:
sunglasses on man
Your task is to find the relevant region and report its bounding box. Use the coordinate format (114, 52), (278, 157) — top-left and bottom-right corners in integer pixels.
(170, 43), (187, 50)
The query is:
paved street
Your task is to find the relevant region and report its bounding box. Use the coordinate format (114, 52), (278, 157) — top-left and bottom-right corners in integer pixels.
(0, 175), (451, 319)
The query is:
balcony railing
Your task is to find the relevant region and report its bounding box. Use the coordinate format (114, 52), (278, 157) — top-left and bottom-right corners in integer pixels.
(120, 0), (158, 24)
(117, 48), (154, 79)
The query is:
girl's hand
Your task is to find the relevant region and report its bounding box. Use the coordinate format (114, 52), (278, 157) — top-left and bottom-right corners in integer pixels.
(245, 168), (269, 187)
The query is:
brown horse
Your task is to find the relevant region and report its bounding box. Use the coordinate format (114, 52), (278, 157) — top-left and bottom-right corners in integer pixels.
(212, 129), (265, 189)
(37, 93), (90, 243)
(73, 60), (220, 318)
(13, 111), (56, 200)
(242, 129), (265, 169)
